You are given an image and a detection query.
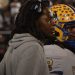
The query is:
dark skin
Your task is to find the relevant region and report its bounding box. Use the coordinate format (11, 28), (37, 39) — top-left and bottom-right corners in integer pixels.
(36, 7), (53, 37)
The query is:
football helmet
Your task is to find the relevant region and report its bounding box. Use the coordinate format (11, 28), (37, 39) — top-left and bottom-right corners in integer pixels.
(48, 4), (75, 42)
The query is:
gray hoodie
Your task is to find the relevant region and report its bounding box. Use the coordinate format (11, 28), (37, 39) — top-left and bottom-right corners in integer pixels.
(0, 33), (49, 75)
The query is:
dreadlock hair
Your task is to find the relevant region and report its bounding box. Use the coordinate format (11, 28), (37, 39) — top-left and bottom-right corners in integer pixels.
(12, 0), (49, 43)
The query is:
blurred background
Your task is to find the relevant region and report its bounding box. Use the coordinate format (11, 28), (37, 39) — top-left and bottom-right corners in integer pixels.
(0, 0), (75, 61)
(0, 0), (21, 61)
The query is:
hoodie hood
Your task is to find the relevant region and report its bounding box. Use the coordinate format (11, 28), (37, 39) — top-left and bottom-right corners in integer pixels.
(9, 33), (39, 49)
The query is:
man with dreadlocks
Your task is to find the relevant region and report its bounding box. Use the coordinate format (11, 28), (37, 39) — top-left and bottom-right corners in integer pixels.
(0, 0), (52, 75)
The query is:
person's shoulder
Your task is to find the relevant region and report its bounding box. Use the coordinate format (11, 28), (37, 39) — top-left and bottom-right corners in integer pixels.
(22, 40), (43, 50)
(44, 44), (63, 51)
(44, 44), (67, 57)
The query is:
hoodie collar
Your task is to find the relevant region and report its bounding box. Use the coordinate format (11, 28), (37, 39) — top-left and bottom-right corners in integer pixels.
(9, 33), (42, 49)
